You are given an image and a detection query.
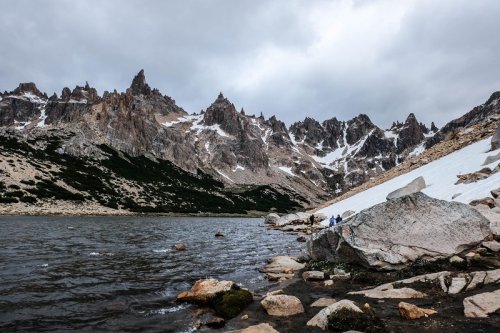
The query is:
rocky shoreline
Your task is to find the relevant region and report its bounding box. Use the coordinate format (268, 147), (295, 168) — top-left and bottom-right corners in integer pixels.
(175, 191), (500, 332)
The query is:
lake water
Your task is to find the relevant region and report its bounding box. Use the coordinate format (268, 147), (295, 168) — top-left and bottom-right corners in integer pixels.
(0, 216), (302, 332)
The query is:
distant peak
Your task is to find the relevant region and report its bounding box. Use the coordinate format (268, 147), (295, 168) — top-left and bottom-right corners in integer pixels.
(13, 82), (45, 97)
(130, 69), (151, 95)
(217, 92), (225, 100)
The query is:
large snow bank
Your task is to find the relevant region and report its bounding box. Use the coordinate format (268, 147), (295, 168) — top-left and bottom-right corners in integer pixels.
(318, 137), (499, 223)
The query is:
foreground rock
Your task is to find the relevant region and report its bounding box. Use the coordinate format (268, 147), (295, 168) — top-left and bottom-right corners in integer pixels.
(398, 302), (437, 319)
(463, 289), (500, 318)
(311, 298), (337, 307)
(307, 192), (491, 270)
(302, 271), (325, 281)
(260, 295), (305, 316)
(349, 287), (427, 299)
(260, 256), (305, 276)
(307, 300), (362, 330)
(227, 323), (280, 333)
(386, 176), (426, 200)
(177, 279), (235, 304)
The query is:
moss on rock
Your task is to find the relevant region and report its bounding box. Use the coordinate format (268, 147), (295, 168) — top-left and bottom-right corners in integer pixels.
(213, 289), (253, 319)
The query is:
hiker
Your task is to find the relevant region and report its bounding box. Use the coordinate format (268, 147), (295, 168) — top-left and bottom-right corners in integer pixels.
(329, 215), (336, 227)
(335, 214), (343, 224)
(309, 214), (315, 226)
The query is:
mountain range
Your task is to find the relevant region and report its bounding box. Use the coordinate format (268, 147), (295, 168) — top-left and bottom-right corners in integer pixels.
(0, 70), (498, 214)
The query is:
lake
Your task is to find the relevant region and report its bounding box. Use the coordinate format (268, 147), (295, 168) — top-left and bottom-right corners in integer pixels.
(0, 216), (302, 332)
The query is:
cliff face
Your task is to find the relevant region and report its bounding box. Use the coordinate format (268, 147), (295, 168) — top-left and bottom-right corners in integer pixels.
(1, 70), (497, 212)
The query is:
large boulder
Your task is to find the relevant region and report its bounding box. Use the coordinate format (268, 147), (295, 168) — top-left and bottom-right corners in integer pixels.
(307, 192), (491, 270)
(386, 176), (426, 200)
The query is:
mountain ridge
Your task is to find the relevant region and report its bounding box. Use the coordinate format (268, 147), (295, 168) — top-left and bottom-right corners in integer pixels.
(0, 70), (499, 214)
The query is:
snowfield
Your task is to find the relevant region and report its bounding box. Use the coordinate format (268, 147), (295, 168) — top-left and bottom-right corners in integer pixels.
(318, 136), (499, 223)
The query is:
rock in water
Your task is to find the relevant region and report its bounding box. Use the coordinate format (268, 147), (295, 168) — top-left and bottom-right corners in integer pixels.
(307, 192), (491, 270)
(386, 176), (426, 200)
(177, 279), (235, 304)
(175, 243), (186, 251)
(215, 231), (225, 237)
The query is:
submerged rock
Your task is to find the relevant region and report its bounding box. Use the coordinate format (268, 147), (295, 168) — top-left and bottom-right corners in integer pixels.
(307, 192), (491, 270)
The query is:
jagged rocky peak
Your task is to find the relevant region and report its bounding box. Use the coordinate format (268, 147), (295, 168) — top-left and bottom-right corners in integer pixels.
(289, 117), (325, 146)
(12, 82), (47, 98)
(485, 91), (500, 106)
(130, 69), (152, 95)
(322, 117), (344, 149)
(430, 122), (438, 132)
(203, 92), (240, 135)
(265, 115), (291, 147)
(396, 113), (425, 153)
(345, 114), (375, 145)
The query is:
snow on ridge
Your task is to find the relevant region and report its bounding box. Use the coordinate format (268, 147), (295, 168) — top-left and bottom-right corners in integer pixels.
(318, 136), (499, 223)
(216, 169), (234, 182)
(232, 165), (245, 172)
(36, 106), (48, 128)
(408, 143), (425, 157)
(278, 166), (295, 177)
(162, 114), (202, 128)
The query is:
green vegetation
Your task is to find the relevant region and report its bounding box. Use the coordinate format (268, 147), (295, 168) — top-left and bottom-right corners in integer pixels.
(328, 307), (388, 333)
(0, 133), (306, 213)
(213, 289), (253, 319)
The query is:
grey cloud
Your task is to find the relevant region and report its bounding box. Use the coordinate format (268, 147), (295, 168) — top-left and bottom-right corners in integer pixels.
(1, 0), (499, 129)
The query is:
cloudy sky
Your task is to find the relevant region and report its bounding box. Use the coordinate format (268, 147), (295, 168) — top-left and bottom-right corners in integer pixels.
(1, 0), (499, 128)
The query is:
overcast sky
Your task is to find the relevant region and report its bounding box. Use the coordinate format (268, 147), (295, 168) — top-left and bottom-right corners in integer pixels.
(1, 0), (500, 128)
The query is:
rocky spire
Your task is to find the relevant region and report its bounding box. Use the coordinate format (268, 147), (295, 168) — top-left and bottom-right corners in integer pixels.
(130, 69), (152, 95)
(431, 122), (438, 132)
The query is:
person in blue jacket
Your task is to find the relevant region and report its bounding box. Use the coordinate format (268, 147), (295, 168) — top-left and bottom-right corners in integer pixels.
(329, 215), (336, 227)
